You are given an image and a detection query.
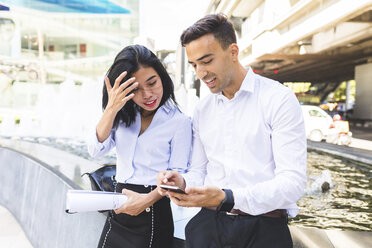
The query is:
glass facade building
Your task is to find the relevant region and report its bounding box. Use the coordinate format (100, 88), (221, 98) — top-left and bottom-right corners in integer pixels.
(0, 0), (139, 137)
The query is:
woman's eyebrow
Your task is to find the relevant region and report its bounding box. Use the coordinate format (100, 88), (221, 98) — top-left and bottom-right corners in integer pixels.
(146, 75), (156, 82)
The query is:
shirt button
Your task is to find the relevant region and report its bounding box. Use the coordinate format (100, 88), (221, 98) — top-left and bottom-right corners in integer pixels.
(146, 207), (151, 212)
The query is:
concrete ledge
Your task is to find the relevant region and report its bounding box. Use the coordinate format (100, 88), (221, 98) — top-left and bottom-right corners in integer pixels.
(307, 140), (372, 165)
(0, 147), (106, 248)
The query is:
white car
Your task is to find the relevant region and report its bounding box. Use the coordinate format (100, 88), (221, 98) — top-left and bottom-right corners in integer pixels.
(301, 105), (333, 142)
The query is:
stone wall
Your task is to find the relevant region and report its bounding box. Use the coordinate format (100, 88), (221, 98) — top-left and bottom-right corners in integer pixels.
(0, 147), (106, 248)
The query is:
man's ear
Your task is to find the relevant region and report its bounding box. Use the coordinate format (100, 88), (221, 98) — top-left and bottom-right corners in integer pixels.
(230, 43), (239, 62)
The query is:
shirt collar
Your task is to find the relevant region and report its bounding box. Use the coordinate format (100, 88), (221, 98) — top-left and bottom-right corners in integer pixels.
(216, 67), (255, 100)
(240, 67), (255, 93)
(160, 98), (176, 114)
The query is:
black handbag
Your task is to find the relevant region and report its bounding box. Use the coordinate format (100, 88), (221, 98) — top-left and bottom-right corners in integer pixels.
(82, 164), (117, 192)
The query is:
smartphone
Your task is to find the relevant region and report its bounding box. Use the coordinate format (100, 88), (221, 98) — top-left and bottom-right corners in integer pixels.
(159, 185), (186, 194)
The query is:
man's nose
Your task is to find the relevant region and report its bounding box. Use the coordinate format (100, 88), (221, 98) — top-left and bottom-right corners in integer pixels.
(195, 66), (207, 80)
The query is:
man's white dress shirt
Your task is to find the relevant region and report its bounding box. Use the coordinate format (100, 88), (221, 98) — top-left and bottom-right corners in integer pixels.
(88, 100), (192, 185)
(183, 68), (307, 217)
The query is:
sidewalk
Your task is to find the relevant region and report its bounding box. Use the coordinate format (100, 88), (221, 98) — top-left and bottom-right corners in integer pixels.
(349, 137), (372, 151)
(0, 205), (33, 248)
(350, 125), (372, 142)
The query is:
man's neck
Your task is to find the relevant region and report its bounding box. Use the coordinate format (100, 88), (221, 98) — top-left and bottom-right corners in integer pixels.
(222, 64), (248, 100)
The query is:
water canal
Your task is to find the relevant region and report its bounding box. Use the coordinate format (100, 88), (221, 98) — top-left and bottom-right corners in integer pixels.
(290, 151), (371, 231)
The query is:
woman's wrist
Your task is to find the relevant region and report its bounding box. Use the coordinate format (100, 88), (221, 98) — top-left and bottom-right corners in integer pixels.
(148, 187), (164, 203)
(103, 105), (118, 117)
(181, 178), (186, 190)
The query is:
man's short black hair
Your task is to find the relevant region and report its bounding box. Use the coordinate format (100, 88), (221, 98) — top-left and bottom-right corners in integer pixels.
(180, 14), (237, 50)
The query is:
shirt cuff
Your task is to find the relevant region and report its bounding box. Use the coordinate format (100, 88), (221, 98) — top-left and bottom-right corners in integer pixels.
(232, 188), (296, 217)
(92, 130), (112, 152)
(231, 188), (263, 215)
(232, 187), (275, 216)
(231, 187), (254, 215)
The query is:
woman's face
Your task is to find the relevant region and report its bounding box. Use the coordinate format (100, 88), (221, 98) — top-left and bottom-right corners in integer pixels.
(131, 66), (163, 114)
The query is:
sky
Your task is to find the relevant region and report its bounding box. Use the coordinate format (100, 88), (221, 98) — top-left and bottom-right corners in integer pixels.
(139, 0), (210, 50)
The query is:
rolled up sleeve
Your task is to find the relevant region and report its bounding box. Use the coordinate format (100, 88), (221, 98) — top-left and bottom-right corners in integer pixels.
(87, 128), (116, 158)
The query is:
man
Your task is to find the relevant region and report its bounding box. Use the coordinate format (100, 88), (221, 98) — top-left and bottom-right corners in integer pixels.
(157, 14), (307, 248)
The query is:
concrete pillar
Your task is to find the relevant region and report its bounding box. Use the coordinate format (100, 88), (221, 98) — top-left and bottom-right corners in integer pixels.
(354, 63), (372, 120)
(345, 80), (352, 111)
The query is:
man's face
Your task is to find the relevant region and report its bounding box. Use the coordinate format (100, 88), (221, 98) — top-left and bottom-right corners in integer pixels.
(185, 34), (234, 94)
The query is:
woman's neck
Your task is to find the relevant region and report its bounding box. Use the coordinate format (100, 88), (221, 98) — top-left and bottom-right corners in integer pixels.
(141, 109), (156, 118)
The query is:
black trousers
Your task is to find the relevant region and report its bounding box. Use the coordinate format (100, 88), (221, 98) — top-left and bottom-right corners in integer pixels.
(185, 208), (293, 248)
(97, 183), (174, 248)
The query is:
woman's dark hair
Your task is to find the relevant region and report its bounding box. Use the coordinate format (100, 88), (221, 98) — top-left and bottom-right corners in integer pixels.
(102, 45), (176, 128)
(180, 14), (236, 50)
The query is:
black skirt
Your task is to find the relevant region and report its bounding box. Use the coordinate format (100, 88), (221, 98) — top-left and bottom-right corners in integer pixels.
(97, 183), (174, 248)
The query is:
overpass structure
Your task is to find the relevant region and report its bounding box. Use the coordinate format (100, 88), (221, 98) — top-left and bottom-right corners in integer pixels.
(206, 0), (372, 120)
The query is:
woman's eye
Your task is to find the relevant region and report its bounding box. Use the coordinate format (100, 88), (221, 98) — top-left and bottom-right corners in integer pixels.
(149, 81), (157, 86)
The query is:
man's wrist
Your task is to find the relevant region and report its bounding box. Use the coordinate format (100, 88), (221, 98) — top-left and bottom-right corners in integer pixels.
(216, 189), (234, 212)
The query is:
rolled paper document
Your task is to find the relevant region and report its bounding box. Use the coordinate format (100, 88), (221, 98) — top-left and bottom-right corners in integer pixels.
(65, 190), (127, 213)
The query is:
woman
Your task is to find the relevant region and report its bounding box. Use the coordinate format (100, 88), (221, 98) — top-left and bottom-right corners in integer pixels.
(88, 45), (192, 248)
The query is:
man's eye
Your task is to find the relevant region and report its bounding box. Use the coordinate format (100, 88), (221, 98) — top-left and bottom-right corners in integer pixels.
(203, 59), (212, 64)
